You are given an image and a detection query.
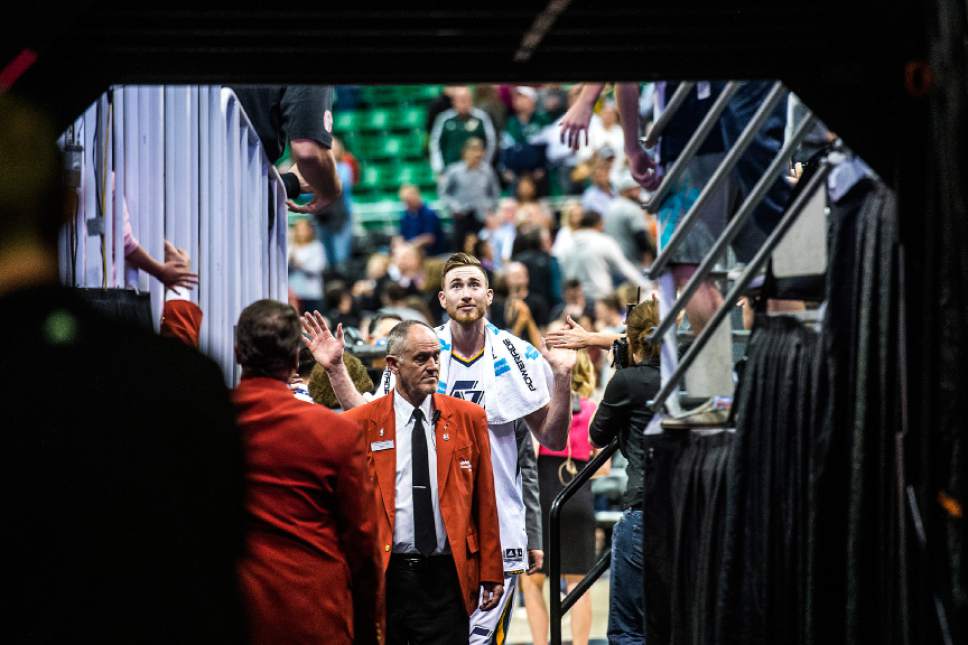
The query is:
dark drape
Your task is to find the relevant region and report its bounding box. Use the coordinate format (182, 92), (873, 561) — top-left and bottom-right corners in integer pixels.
(716, 314), (821, 645)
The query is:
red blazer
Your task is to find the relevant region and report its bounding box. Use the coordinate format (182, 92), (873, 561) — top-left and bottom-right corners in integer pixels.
(160, 300), (203, 348)
(342, 392), (503, 615)
(234, 377), (384, 645)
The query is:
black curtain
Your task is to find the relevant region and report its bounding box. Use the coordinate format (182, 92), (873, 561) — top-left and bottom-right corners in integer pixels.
(903, 1), (968, 643)
(715, 314), (821, 645)
(643, 431), (732, 645)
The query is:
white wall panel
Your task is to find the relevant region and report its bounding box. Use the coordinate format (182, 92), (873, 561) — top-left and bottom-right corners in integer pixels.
(59, 85), (288, 385)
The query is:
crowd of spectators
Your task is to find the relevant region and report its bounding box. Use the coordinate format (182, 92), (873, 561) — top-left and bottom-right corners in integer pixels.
(288, 83), (660, 386)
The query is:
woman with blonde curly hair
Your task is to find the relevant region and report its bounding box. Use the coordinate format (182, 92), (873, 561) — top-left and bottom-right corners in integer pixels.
(588, 297), (661, 643)
(521, 338), (598, 645)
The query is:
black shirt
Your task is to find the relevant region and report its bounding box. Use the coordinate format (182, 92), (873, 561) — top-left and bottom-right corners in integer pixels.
(589, 360), (661, 508)
(232, 85), (335, 162)
(659, 81), (726, 165)
(4, 285), (246, 643)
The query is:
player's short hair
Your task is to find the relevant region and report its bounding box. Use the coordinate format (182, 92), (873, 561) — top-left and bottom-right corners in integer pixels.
(441, 252), (489, 288)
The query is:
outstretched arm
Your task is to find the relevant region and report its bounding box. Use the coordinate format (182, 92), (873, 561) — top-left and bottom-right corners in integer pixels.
(545, 315), (620, 351)
(301, 311), (368, 410)
(286, 139), (342, 215)
(559, 83), (605, 150)
(615, 82), (659, 190)
(523, 340), (576, 451)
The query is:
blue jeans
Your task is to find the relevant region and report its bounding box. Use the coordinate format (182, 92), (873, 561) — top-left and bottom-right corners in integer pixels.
(608, 509), (644, 644)
(318, 218), (353, 268)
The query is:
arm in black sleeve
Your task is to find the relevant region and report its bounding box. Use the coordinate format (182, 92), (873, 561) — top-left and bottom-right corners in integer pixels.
(589, 370), (633, 448)
(516, 421), (542, 551)
(281, 85), (334, 149)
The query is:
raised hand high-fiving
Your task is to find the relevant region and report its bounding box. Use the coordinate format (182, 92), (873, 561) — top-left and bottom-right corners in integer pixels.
(301, 311), (345, 370)
(538, 334), (578, 377)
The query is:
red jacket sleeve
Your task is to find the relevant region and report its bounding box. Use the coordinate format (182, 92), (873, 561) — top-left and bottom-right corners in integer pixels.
(333, 414), (384, 645)
(471, 408), (504, 585)
(160, 300), (203, 349)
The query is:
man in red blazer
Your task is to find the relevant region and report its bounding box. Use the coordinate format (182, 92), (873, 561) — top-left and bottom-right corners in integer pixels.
(342, 320), (504, 644)
(233, 299), (383, 644)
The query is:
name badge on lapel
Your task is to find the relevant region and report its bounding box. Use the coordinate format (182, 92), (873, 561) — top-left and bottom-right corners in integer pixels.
(371, 440), (395, 452)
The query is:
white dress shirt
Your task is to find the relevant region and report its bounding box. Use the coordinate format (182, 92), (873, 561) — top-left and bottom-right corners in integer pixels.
(392, 392), (449, 554)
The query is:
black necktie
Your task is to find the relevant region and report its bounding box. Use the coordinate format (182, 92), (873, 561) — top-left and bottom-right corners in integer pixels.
(411, 408), (436, 556)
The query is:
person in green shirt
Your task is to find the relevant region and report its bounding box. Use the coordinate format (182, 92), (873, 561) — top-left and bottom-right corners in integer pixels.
(499, 86), (552, 194)
(429, 86), (497, 176)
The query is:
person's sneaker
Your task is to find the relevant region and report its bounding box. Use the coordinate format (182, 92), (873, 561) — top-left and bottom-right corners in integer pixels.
(661, 396), (732, 429)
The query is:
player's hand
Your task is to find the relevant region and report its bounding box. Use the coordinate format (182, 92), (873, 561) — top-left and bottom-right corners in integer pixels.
(479, 582), (505, 611)
(527, 549), (544, 575)
(539, 334), (577, 376)
(301, 311), (345, 370)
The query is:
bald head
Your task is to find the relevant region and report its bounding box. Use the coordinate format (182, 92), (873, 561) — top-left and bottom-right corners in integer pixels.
(452, 87), (473, 116)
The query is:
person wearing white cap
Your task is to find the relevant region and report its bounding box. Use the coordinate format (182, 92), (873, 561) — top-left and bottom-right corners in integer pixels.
(499, 86), (552, 192)
(604, 172), (656, 267)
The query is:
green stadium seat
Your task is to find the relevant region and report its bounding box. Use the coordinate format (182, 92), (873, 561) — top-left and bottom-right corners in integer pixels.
(360, 86), (402, 106)
(334, 110), (360, 132)
(356, 165), (386, 193)
(394, 162), (434, 186)
(364, 136), (408, 160)
(406, 85), (444, 102)
(360, 108), (392, 132)
(392, 105), (428, 130)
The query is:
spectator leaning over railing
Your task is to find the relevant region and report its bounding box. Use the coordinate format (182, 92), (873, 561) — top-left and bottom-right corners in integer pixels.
(231, 85), (342, 215)
(429, 86), (497, 176)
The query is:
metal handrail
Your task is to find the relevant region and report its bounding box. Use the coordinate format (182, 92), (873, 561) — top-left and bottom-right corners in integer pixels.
(549, 439), (619, 645)
(648, 81), (787, 279)
(648, 161), (832, 412)
(645, 81), (742, 212)
(641, 81), (696, 149)
(647, 112), (818, 343)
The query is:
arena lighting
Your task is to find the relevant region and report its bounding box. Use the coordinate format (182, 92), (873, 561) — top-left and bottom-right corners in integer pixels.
(0, 49), (38, 92)
(513, 0), (572, 62)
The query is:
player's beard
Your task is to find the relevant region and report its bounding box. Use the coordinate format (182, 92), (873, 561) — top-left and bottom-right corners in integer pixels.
(449, 301), (486, 325)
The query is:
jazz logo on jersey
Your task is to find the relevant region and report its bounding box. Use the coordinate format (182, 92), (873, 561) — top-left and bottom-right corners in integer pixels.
(450, 380), (484, 405)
